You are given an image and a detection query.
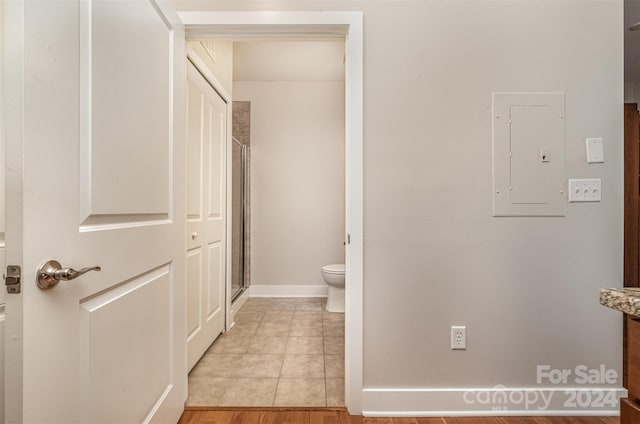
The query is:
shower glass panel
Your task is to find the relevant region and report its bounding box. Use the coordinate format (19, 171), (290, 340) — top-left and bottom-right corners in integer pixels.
(231, 137), (247, 300)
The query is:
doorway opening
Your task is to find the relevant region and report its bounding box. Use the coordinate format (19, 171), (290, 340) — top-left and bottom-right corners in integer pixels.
(187, 37), (345, 407)
(180, 11), (363, 413)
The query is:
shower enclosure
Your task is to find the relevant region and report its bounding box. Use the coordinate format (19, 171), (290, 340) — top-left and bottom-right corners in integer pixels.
(231, 136), (248, 300)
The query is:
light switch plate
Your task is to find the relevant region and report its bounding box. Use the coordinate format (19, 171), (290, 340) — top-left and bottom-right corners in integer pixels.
(568, 178), (601, 202)
(586, 138), (604, 163)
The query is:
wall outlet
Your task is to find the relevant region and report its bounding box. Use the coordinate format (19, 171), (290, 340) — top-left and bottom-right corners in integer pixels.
(451, 326), (466, 350)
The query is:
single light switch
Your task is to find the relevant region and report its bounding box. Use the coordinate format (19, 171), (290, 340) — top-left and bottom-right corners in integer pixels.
(586, 138), (604, 163)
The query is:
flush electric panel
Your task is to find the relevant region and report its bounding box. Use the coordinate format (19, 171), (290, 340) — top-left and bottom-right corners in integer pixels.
(492, 92), (566, 217)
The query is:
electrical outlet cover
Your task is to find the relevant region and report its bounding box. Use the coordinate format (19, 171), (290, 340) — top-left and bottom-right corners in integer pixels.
(451, 326), (466, 350)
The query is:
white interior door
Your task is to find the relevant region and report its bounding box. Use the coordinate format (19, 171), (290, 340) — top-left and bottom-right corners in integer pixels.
(4, 1), (186, 422)
(186, 60), (227, 370)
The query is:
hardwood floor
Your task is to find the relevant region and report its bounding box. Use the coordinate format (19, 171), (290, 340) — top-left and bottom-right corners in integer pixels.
(178, 408), (619, 424)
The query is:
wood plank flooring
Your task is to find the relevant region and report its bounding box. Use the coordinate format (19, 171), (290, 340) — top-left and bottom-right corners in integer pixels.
(178, 408), (619, 424)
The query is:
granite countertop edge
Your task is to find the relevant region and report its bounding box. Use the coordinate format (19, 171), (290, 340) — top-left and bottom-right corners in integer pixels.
(600, 288), (640, 317)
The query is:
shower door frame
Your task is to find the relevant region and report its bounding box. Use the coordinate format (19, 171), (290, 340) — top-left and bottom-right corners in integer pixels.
(231, 136), (247, 301)
(179, 11), (364, 414)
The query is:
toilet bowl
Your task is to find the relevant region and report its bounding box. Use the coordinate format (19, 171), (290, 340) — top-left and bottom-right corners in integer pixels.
(321, 264), (345, 313)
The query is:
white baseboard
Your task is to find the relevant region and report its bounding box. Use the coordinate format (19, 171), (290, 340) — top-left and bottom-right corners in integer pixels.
(248, 284), (328, 298)
(361, 387), (625, 417)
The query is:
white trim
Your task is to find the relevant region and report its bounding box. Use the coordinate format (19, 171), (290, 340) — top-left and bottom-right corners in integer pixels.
(361, 387), (625, 417)
(180, 11), (360, 28)
(4, 0), (24, 421)
(364, 411), (620, 418)
(249, 285), (328, 298)
(180, 11), (364, 415)
(343, 12), (364, 415)
(186, 45), (231, 102)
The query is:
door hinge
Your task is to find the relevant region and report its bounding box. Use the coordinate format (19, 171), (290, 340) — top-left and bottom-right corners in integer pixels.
(4, 265), (21, 294)
(347, 233), (351, 245)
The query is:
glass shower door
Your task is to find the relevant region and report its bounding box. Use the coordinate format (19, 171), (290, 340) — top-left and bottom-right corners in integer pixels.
(231, 138), (246, 300)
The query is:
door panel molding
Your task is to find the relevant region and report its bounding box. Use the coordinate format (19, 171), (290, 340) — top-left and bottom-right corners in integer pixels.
(80, 264), (173, 423)
(79, 0), (173, 226)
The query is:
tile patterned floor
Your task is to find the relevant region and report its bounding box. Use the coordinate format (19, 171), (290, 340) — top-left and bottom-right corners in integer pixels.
(187, 297), (345, 407)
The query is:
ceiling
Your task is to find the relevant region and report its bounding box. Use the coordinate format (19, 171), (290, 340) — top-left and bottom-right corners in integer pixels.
(232, 40), (345, 82)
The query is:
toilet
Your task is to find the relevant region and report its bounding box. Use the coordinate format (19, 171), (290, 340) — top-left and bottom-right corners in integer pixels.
(321, 264), (345, 313)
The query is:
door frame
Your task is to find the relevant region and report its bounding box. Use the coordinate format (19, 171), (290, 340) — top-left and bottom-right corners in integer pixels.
(178, 11), (364, 413)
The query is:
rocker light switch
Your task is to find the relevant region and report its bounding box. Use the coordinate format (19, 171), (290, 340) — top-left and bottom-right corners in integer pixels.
(586, 138), (604, 163)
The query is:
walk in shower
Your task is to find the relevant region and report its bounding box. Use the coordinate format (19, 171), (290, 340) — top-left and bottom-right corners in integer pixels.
(231, 136), (248, 300)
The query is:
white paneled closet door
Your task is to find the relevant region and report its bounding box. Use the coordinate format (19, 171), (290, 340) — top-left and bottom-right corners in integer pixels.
(186, 60), (227, 370)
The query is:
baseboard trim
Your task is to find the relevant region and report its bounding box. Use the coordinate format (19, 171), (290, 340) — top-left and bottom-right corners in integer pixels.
(361, 387), (625, 417)
(249, 284), (328, 298)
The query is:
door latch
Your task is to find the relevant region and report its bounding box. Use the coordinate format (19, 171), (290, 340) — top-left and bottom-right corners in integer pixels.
(4, 265), (21, 294)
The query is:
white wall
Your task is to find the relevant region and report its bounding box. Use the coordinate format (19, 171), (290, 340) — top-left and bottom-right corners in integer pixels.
(233, 41), (345, 82)
(176, 0), (624, 414)
(233, 80), (345, 290)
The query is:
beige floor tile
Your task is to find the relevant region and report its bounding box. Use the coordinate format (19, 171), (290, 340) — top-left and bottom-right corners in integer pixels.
(326, 378), (345, 406)
(241, 299), (295, 312)
(286, 337), (324, 354)
(322, 311), (345, 322)
(255, 321), (291, 337)
(273, 378), (326, 407)
(294, 302), (323, 312)
(324, 336), (344, 355)
(208, 333), (251, 354)
(246, 298), (281, 306)
(191, 353), (283, 378)
(218, 378), (278, 406)
(235, 354), (284, 378)
(289, 321), (323, 337)
(186, 376), (233, 406)
(237, 302), (269, 313)
(280, 298), (320, 305)
(262, 310), (294, 322)
(189, 354), (244, 378)
(281, 354), (325, 378)
(322, 320), (345, 337)
(293, 311), (322, 322)
(261, 299), (296, 311)
(234, 311), (264, 323)
(324, 355), (344, 378)
(247, 336), (288, 354)
(228, 321), (260, 337)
